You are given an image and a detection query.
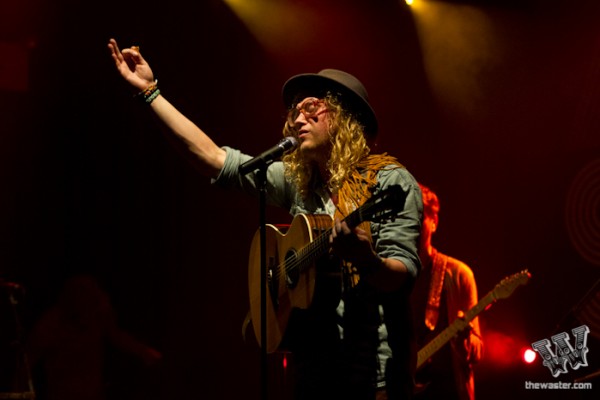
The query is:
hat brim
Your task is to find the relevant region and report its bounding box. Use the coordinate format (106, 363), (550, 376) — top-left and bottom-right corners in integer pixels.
(282, 73), (378, 137)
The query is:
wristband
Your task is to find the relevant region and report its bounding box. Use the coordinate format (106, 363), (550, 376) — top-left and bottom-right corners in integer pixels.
(135, 80), (160, 104)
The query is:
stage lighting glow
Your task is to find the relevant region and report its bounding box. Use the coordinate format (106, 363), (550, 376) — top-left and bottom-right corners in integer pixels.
(406, 0), (415, 6)
(523, 348), (537, 364)
(408, 0), (500, 120)
(222, 0), (315, 54)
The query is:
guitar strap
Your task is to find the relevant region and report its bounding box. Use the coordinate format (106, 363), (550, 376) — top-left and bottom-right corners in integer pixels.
(425, 250), (448, 331)
(334, 153), (403, 288)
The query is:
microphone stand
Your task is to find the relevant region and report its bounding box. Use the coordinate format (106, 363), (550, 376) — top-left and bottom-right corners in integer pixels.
(239, 139), (297, 400)
(247, 165), (269, 400)
(258, 166), (269, 400)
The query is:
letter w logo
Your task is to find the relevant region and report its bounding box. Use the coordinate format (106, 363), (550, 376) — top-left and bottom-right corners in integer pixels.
(531, 324), (590, 377)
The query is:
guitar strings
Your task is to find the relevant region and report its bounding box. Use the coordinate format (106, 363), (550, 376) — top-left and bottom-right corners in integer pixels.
(269, 198), (381, 283)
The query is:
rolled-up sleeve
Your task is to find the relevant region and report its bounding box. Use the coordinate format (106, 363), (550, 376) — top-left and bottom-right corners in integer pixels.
(212, 146), (295, 209)
(371, 167), (423, 280)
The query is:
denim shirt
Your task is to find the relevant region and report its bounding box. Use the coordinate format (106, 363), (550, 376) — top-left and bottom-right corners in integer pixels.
(213, 146), (422, 390)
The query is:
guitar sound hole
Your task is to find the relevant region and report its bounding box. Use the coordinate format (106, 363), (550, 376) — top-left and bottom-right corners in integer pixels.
(284, 249), (299, 289)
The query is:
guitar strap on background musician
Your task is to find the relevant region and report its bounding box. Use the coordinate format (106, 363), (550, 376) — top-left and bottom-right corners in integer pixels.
(334, 153), (403, 288)
(425, 250), (448, 331)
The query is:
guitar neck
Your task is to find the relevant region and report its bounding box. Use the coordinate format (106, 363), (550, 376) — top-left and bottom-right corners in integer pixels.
(291, 185), (407, 275)
(416, 269), (530, 369)
(417, 290), (495, 369)
(302, 227), (333, 267)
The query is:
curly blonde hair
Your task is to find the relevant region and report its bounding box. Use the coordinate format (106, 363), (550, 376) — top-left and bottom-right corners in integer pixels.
(281, 94), (371, 197)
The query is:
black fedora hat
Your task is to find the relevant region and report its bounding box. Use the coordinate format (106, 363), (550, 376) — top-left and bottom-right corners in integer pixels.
(282, 69), (378, 137)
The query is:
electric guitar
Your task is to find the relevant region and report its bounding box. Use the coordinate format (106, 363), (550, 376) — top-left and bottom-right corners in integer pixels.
(248, 185), (407, 353)
(417, 269), (531, 369)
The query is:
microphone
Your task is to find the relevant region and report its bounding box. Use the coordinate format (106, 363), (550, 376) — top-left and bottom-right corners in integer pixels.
(239, 137), (299, 175)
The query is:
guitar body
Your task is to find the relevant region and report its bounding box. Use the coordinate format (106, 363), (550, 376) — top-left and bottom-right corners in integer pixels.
(248, 214), (333, 353)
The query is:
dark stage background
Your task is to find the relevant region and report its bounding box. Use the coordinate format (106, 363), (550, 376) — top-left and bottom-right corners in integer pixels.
(1, 0), (599, 399)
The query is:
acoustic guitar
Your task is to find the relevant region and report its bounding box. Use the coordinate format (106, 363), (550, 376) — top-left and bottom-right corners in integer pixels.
(248, 185), (407, 353)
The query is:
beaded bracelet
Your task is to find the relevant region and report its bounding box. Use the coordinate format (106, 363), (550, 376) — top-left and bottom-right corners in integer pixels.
(136, 80), (160, 105)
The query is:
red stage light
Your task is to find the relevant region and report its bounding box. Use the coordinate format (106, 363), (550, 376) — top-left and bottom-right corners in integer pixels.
(522, 348), (537, 364)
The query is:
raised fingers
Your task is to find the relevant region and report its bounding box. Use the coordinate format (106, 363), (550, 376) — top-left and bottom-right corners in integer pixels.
(108, 38), (124, 64)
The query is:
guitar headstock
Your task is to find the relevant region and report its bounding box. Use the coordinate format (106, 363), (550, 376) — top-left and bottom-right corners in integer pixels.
(493, 269), (531, 299)
(361, 184), (407, 223)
